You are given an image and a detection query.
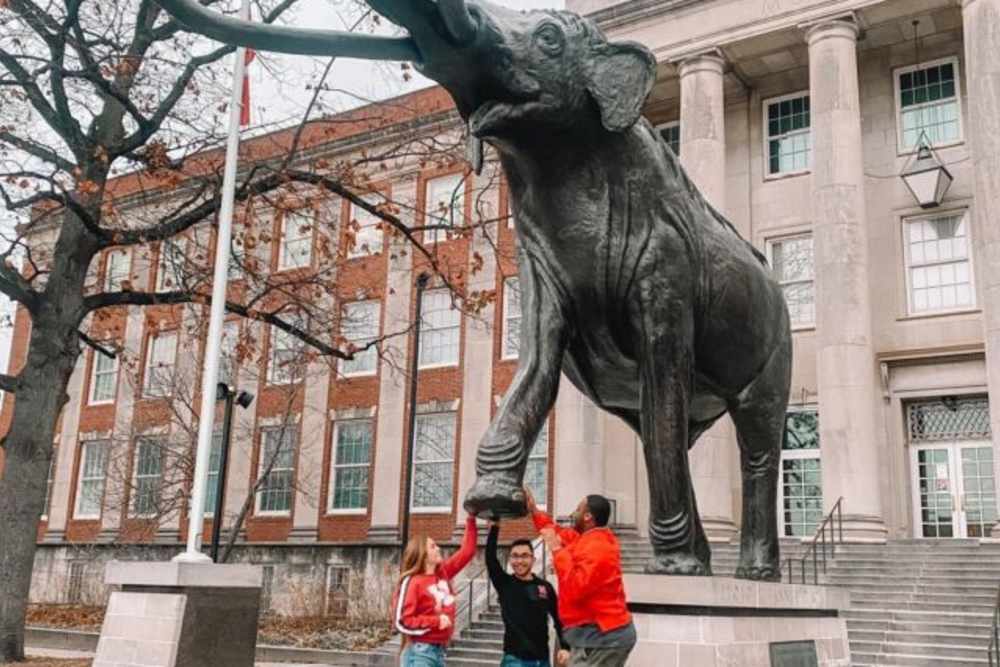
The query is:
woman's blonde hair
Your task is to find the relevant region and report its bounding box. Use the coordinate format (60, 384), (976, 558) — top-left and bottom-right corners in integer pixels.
(398, 534), (432, 585)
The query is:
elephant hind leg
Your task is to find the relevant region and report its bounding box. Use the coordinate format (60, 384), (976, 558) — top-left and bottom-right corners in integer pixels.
(728, 344), (791, 582)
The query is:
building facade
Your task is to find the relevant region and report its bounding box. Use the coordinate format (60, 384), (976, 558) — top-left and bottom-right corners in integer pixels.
(7, 0), (1000, 615)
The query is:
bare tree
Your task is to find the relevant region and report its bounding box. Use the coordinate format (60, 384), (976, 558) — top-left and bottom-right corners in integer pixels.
(0, 0), (504, 660)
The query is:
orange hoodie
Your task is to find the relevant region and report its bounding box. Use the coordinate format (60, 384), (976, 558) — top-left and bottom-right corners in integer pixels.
(533, 510), (632, 633)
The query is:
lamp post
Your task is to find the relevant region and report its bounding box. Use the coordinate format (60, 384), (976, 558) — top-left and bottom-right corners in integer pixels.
(399, 272), (431, 556)
(210, 382), (254, 563)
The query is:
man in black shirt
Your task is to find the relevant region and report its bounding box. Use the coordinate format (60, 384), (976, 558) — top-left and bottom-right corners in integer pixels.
(487, 522), (570, 667)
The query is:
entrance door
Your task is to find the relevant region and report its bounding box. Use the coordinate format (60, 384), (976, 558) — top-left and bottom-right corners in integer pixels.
(912, 442), (997, 538)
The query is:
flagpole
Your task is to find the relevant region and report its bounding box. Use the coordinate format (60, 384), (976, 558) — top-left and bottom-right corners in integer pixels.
(174, 0), (252, 563)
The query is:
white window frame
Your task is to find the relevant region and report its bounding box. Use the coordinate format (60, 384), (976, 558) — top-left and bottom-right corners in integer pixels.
(143, 331), (178, 398)
(42, 445), (57, 521)
(655, 120), (680, 156)
(88, 349), (119, 405)
(267, 314), (307, 385)
(339, 300), (380, 377)
(277, 210), (314, 271)
(423, 173), (466, 245)
(779, 406), (822, 541)
(525, 421), (549, 511)
(501, 277), (521, 360)
(156, 237), (188, 291)
(418, 289), (461, 369)
(255, 427), (297, 516)
(328, 419), (373, 515)
(901, 209), (976, 317)
(346, 198), (384, 259)
(894, 56), (964, 155)
(104, 248), (131, 291)
(73, 439), (109, 520)
(762, 91), (811, 179)
(130, 436), (165, 518)
(765, 233), (815, 330)
(410, 412), (456, 513)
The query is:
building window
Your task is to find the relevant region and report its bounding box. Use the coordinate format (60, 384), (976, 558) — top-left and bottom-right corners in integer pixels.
(260, 565), (275, 612)
(896, 58), (962, 151)
(524, 421), (549, 508)
(219, 321), (240, 387)
(42, 447), (57, 520)
(156, 238), (187, 291)
(268, 314), (306, 385)
(104, 249), (130, 291)
(656, 121), (680, 155)
(340, 301), (380, 376)
(424, 173), (465, 244)
(347, 198), (384, 258)
(88, 350), (118, 404)
(412, 412), (456, 511)
(74, 440), (109, 519)
(765, 93), (810, 176)
(768, 234), (815, 328)
(256, 427), (296, 514)
(278, 211), (314, 270)
(781, 409), (822, 538)
(502, 278), (521, 360)
(205, 431), (224, 517)
(131, 436), (165, 517)
(143, 332), (178, 398)
(326, 566), (351, 615)
(66, 561), (86, 604)
(330, 419), (372, 512)
(904, 211), (974, 315)
(419, 289), (460, 368)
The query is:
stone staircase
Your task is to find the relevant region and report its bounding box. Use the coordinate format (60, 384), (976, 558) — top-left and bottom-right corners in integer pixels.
(449, 529), (1000, 666)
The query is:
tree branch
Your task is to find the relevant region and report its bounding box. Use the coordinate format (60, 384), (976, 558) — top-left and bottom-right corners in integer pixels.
(78, 330), (116, 359)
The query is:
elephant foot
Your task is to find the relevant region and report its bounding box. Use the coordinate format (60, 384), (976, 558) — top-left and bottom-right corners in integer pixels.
(645, 551), (712, 576)
(462, 472), (527, 519)
(735, 548), (781, 582)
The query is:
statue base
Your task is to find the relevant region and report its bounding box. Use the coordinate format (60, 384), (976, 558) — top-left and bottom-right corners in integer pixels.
(623, 575), (851, 667)
(92, 561), (261, 667)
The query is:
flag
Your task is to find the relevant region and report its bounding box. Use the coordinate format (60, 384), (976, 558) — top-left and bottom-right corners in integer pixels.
(240, 49), (256, 126)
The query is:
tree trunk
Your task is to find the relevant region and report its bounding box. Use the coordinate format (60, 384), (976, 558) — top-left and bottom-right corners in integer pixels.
(0, 214), (98, 662)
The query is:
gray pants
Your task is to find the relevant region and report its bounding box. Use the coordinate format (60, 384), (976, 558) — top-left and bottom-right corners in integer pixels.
(568, 646), (633, 667)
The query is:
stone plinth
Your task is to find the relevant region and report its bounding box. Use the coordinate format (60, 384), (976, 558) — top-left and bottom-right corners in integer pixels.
(93, 561), (262, 667)
(624, 575), (850, 667)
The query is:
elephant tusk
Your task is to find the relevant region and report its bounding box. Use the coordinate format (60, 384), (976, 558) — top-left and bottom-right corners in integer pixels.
(155, 0), (421, 61)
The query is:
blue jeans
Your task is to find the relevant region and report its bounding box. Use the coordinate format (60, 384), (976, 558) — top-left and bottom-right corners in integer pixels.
(501, 655), (551, 667)
(401, 641), (446, 667)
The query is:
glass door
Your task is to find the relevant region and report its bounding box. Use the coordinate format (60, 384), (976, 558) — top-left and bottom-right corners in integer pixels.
(958, 444), (997, 537)
(912, 445), (960, 538)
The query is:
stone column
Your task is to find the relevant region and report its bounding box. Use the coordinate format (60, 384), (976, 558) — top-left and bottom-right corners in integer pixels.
(807, 19), (886, 541)
(367, 175), (419, 542)
(553, 379), (605, 521)
(962, 0), (1000, 537)
(288, 361), (331, 542)
(677, 51), (738, 542)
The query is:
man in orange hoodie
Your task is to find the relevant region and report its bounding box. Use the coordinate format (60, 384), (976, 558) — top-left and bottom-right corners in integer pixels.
(526, 489), (636, 667)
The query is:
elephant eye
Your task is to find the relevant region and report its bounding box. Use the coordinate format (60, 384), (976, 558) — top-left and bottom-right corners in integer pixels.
(534, 23), (565, 56)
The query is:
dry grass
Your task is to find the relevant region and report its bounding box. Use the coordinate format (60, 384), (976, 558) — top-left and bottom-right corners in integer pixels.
(25, 606), (104, 632)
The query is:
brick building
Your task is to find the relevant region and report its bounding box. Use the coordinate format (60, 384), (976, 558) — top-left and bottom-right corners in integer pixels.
(7, 0), (1000, 624)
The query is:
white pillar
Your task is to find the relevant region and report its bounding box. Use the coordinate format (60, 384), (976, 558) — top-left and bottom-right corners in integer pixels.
(807, 19), (886, 542)
(677, 51), (738, 542)
(961, 0), (1000, 537)
(552, 379), (605, 521)
(288, 362), (331, 542)
(367, 175), (419, 542)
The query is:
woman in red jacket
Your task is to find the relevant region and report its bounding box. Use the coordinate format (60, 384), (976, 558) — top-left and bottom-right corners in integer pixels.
(393, 514), (478, 666)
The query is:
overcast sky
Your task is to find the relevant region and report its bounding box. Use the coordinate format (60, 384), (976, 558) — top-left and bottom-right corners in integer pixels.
(0, 0), (564, 374)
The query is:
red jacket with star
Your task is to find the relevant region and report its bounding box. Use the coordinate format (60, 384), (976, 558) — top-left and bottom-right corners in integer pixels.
(392, 515), (478, 645)
(533, 509), (631, 632)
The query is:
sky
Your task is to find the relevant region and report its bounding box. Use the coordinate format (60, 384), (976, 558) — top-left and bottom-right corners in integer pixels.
(0, 0), (563, 375)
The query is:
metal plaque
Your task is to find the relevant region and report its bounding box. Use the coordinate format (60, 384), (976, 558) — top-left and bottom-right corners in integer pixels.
(769, 640), (819, 667)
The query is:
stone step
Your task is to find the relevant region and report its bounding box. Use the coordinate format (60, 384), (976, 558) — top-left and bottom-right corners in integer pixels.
(846, 618), (993, 636)
(462, 629), (505, 641)
(450, 638), (504, 651)
(849, 591), (997, 605)
(851, 599), (994, 613)
(827, 574), (999, 586)
(851, 640), (987, 661)
(834, 583), (997, 595)
(447, 647), (505, 662)
(850, 629), (992, 647)
(843, 609), (993, 624)
(850, 650), (987, 666)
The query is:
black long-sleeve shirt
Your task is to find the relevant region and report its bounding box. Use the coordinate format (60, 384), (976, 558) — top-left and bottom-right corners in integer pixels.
(486, 525), (569, 661)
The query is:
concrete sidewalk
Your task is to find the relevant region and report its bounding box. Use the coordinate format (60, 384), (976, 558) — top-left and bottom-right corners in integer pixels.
(27, 647), (344, 666)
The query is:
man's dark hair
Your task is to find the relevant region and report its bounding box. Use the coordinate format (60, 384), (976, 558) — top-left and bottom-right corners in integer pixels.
(510, 538), (534, 552)
(586, 494), (612, 527)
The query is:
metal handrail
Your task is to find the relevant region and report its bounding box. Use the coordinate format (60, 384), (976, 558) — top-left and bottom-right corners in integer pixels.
(989, 583), (999, 666)
(783, 496), (844, 585)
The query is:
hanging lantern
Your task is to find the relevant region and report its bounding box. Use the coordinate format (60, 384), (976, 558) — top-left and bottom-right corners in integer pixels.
(900, 132), (953, 209)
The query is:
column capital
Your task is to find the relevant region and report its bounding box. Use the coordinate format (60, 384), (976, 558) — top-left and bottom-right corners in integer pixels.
(674, 48), (726, 79)
(804, 17), (860, 47)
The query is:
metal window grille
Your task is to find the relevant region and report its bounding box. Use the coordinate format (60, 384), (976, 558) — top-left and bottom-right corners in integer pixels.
(908, 396), (991, 442)
(66, 561), (86, 604)
(260, 565), (275, 612)
(326, 566), (351, 616)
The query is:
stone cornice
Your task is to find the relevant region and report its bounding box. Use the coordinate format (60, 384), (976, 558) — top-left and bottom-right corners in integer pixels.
(585, 0), (710, 32)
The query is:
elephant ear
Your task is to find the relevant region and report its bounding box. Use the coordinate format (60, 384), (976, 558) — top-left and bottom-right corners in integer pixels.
(585, 41), (657, 133)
